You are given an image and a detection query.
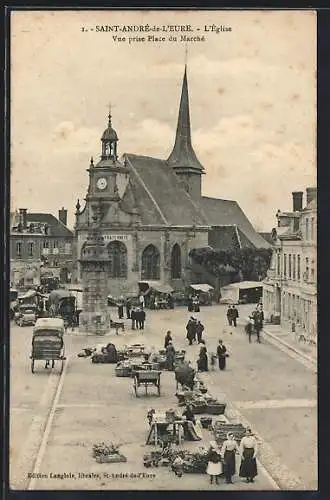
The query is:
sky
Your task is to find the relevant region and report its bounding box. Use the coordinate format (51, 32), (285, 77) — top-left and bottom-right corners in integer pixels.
(11, 10), (316, 231)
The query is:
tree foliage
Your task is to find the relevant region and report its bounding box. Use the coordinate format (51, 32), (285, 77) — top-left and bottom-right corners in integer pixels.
(189, 247), (272, 282)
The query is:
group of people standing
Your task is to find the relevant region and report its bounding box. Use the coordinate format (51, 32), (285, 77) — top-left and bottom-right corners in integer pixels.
(245, 304), (264, 343)
(197, 339), (228, 372)
(186, 317), (205, 345)
(116, 296), (147, 330)
(185, 317), (229, 373)
(130, 307), (146, 330)
(206, 428), (258, 485)
(226, 305), (239, 327)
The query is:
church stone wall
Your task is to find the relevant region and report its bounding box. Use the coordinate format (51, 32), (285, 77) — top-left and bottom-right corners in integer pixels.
(74, 227), (209, 296)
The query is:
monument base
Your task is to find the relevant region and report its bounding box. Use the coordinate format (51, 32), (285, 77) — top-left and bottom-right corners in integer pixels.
(79, 311), (110, 335)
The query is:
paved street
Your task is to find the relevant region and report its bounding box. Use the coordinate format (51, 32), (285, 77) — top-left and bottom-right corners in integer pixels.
(10, 304), (317, 491)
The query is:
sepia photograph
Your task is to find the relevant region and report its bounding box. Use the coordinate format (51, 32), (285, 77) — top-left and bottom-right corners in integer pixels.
(9, 9), (317, 491)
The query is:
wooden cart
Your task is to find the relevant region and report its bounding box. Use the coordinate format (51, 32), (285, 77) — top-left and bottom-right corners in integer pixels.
(30, 317), (66, 374)
(133, 369), (161, 397)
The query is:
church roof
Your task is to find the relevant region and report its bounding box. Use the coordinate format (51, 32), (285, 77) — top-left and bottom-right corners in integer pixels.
(167, 65), (205, 173)
(125, 154), (209, 226)
(258, 232), (275, 245)
(208, 226), (240, 251)
(201, 197), (271, 248)
(208, 225), (259, 251)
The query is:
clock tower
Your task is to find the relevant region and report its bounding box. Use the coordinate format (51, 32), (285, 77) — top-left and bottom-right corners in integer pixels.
(86, 111), (129, 206)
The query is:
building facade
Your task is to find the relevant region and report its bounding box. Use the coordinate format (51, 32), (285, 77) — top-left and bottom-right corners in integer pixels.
(10, 208), (74, 287)
(263, 188), (317, 342)
(74, 65), (270, 296)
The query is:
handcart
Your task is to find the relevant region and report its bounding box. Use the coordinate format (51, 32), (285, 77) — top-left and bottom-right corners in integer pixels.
(133, 369), (161, 397)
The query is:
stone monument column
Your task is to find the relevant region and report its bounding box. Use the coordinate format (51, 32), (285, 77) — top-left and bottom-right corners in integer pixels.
(78, 212), (109, 335)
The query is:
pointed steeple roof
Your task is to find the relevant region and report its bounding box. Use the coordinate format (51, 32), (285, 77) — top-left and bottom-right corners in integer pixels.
(167, 65), (205, 173)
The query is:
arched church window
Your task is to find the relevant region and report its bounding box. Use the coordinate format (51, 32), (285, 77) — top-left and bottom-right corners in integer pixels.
(141, 245), (160, 280)
(108, 241), (127, 278)
(171, 243), (182, 279)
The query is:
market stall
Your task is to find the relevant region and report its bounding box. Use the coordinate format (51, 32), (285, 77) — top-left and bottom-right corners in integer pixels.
(189, 284), (214, 306)
(138, 281), (174, 309)
(220, 281), (263, 304)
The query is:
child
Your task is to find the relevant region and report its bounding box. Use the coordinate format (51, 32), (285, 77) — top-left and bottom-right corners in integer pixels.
(172, 455), (184, 477)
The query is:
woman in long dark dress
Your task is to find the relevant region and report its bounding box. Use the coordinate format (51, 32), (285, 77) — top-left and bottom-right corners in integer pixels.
(217, 339), (227, 371)
(105, 343), (118, 363)
(221, 432), (239, 483)
(125, 300), (131, 319)
(165, 341), (176, 371)
(117, 301), (124, 319)
(164, 330), (172, 349)
(197, 342), (208, 372)
(239, 428), (258, 483)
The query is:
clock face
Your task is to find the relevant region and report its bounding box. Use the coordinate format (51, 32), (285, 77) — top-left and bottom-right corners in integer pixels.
(96, 177), (107, 190)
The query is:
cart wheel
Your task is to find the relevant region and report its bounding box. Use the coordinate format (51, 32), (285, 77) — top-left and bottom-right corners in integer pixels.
(31, 359), (35, 373)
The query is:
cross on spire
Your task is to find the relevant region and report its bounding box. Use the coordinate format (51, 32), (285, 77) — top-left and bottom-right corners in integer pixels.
(107, 102), (115, 127)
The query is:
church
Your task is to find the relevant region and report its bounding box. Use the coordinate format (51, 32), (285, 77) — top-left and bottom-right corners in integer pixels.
(74, 65), (269, 296)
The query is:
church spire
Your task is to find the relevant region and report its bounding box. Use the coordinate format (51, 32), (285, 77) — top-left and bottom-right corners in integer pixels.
(167, 65), (204, 173)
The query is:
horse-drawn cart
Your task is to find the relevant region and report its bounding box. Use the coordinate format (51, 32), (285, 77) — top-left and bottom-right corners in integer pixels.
(133, 369), (161, 397)
(30, 317), (66, 374)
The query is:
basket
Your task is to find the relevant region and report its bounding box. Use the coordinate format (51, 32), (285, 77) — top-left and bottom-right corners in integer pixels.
(115, 367), (131, 377)
(95, 454), (127, 463)
(191, 403), (207, 414)
(206, 403), (226, 415)
(200, 416), (212, 428)
(165, 410), (176, 423)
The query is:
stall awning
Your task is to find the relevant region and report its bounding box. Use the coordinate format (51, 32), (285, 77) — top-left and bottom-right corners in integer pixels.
(190, 284), (214, 292)
(152, 284), (174, 294)
(222, 281), (263, 291)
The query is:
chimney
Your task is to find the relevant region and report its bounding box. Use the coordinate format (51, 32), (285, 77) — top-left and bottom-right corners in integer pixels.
(292, 192), (303, 212)
(19, 208), (27, 229)
(306, 187), (317, 205)
(58, 207), (68, 226)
